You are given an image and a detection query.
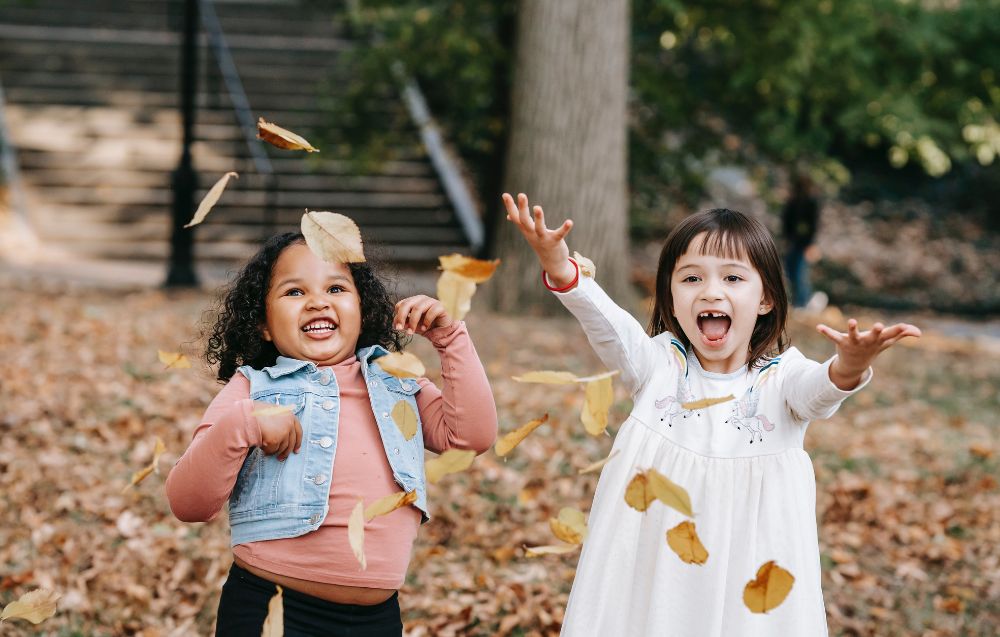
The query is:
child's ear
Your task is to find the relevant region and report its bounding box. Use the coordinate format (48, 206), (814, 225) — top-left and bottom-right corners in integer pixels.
(260, 324), (272, 342)
(758, 298), (773, 315)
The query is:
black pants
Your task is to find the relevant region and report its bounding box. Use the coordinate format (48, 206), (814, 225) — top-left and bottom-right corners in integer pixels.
(215, 563), (403, 637)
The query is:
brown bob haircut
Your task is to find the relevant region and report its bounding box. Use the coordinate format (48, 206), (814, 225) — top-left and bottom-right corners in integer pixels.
(647, 208), (789, 370)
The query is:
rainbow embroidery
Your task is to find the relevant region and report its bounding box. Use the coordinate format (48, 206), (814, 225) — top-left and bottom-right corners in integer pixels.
(669, 338), (688, 377)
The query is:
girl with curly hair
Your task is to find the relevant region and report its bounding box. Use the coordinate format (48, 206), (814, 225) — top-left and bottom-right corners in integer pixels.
(166, 232), (497, 636)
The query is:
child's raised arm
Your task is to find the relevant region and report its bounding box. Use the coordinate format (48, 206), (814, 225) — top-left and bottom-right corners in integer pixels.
(503, 192), (576, 288)
(818, 318), (922, 390)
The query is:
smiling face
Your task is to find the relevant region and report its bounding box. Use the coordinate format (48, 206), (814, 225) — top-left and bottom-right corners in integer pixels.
(670, 233), (772, 373)
(261, 242), (362, 366)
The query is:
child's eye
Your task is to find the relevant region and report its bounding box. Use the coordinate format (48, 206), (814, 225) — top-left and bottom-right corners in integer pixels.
(725, 275), (743, 283)
(328, 285), (344, 293)
(682, 275), (700, 283)
(286, 288), (303, 296)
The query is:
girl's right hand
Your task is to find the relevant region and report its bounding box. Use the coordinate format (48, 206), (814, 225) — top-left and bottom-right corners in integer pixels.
(502, 192), (577, 287)
(252, 403), (303, 461)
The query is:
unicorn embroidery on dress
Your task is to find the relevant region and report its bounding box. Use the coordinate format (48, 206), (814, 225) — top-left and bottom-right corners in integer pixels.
(654, 338), (702, 428)
(725, 358), (779, 444)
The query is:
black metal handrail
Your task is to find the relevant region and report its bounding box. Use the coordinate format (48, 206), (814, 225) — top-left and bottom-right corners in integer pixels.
(197, 0), (278, 236)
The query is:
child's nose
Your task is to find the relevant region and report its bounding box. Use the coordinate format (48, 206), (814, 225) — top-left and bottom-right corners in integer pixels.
(700, 280), (724, 301)
(306, 294), (331, 310)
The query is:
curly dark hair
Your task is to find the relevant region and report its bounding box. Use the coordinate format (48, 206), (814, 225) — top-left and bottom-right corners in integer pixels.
(205, 232), (405, 381)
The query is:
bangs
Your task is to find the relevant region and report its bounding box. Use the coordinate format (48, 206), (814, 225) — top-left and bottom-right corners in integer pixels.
(693, 228), (751, 263)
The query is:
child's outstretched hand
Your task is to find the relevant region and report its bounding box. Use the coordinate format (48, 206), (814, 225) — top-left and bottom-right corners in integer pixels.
(817, 318), (921, 390)
(395, 295), (454, 336)
(253, 405), (303, 461)
(502, 192), (576, 287)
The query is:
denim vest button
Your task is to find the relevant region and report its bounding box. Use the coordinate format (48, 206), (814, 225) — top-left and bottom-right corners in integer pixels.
(401, 382), (411, 391)
(318, 436), (333, 448)
(368, 380), (377, 389)
(322, 399), (335, 411)
(312, 474), (327, 485)
(393, 448), (400, 455)
(317, 371), (332, 385)
(382, 412), (389, 419)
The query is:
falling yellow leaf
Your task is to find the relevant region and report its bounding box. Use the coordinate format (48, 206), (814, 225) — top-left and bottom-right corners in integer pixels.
(681, 394), (735, 410)
(575, 370), (620, 383)
(0, 588), (60, 624)
(301, 210), (365, 263)
(257, 117), (319, 152)
(549, 507), (588, 545)
(511, 371), (579, 384)
(158, 350), (191, 369)
(425, 449), (476, 484)
(122, 437), (167, 493)
(667, 520), (709, 565)
(348, 500), (366, 570)
(252, 405), (294, 418)
(573, 251), (596, 278)
(494, 414), (549, 457)
(743, 561), (795, 613)
(524, 543), (581, 557)
(437, 270), (477, 321)
(624, 469), (694, 516)
(377, 352), (426, 379)
(364, 490), (417, 522)
(578, 449), (620, 475)
(261, 585), (283, 636)
(391, 400), (418, 441)
(184, 171), (237, 228)
(438, 254), (501, 283)
(581, 375), (614, 436)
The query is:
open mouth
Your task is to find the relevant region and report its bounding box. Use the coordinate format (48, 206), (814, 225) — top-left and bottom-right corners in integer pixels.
(301, 318), (338, 336)
(697, 311), (731, 344)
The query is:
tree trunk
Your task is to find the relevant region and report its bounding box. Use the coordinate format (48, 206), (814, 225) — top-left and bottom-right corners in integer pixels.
(489, 0), (631, 314)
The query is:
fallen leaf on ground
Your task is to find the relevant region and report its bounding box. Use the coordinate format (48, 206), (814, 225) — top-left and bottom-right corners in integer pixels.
(261, 585), (283, 636)
(495, 415), (549, 457)
(438, 254), (501, 283)
(257, 117), (319, 152)
(425, 449), (476, 484)
(681, 394), (735, 410)
(301, 210), (365, 263)
(391, 400), (418, 441)
(377, 352), (426, 379)
(667, 520), (709, 565)
(122, 437), (167, 492)
(578, 449), (621, 475)
(743, 561), (795, 613)
(158, 350), (191, 369)
(549, 507), (588, 545)
(348, 500), (366, 570)
(0, 588), (60, 624)
(184, 172), (238, 228)
(365, 490), (417, 522)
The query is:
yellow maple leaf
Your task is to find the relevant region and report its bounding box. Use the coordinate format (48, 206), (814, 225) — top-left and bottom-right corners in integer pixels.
(743, 561), (795, 613)
(438, 254), (501, 283)
(581, 375), (614, 436)
(184, 171), (237, 228)
(391, 400), (418, 441)
(364, 490), (417, 522)
(158, 350), (191, 369)
(494, 414), (549, 457)
(376, 351), (425, 379)
(549, 507), (588, 545)
(257, 117), (319, 152)
(681, 394), (735, 410)
(301, 210), (365, 263)
(511, 371), (579, 384)
(122, 437), (167, 492)
(436, 270), (477, 321)
(425, 449), (476, 484)
(524, 543), (581, 557)
(261, 585), (283, 636)
(578, 449), (621, 475)
(0, 588), (60, 624)
(666, 520), (709, 565)
(348, 499), (366, 571)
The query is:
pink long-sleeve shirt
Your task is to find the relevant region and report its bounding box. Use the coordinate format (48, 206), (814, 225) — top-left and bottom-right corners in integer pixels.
(165, 321), (497, 588)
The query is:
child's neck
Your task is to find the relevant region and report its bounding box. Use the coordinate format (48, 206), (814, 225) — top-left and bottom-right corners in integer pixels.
(691, 348), (750, 375)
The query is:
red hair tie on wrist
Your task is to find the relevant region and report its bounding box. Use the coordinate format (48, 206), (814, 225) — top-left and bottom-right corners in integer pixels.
(542, 257), (580, 292)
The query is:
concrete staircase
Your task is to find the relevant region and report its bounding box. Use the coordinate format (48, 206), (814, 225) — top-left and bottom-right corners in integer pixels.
(0, 0), (473, 269)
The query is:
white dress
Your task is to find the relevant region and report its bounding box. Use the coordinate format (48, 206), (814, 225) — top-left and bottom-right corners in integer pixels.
(555, 277), (870, 637)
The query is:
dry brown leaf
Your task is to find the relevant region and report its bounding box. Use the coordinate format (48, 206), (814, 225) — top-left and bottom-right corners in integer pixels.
(261, 584), (283, 636)
(257, 117), (319, 152)
(666, 520), (709, 565)
(438, 254), (501, 283)
(581, 375), (614, 436)
(252, 405), (294, 418)
(348, 500), (366, 571)
(184, 172), (237, 228)
(573, 251), (596, 278)
(364, 490), (417, 522)
(578, 449), (621, 475)
(681, 394), (735, 410)
(743, 561), (795, 613)
(625, 469), (694, 516)
(0, 588), (60, 624)
(523, 543), (581, 557)
(549, 507), (588, 545)
(122, 437), (167, 493)
(511, 371), (579, 385)
(377, 352), (425, 379)
(158, 350), (191, 369)
(494, 414), (550, 457)
(391, 400), (418, 441)
(301, 211), (365, 263)
(624, 473), (657, 512)
(437, 270), (477, 321)
(425, 449), (476, 484)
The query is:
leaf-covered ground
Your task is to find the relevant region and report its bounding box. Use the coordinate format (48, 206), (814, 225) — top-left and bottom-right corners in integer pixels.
(0, 275), (997, 636)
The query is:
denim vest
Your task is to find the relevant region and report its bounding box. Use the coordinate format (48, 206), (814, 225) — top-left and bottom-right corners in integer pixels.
(229, 345), (429, 546)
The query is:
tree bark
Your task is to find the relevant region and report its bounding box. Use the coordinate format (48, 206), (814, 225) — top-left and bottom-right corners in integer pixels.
(489, 0), (631, 314)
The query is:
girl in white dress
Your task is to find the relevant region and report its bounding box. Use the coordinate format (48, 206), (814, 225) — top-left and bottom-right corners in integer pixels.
(503, 193), (921, 637)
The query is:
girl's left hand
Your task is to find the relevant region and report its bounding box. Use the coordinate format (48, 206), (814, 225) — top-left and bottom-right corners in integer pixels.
(817, 318), (921, 389)
(395, 295), (454, 336)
